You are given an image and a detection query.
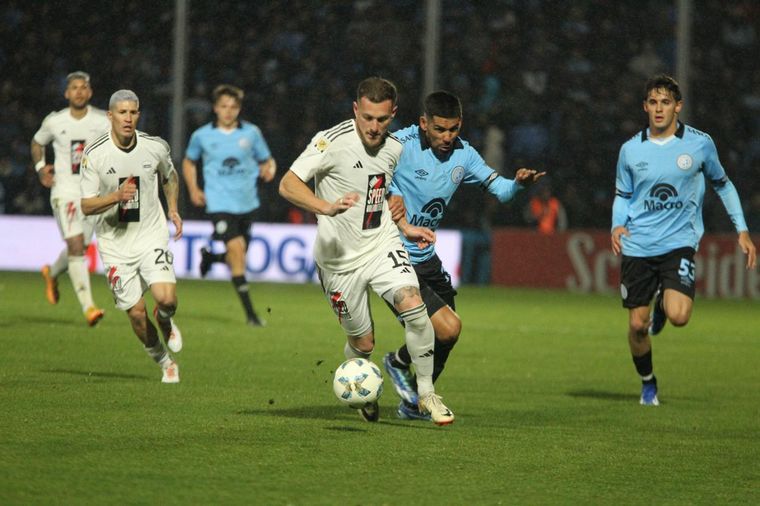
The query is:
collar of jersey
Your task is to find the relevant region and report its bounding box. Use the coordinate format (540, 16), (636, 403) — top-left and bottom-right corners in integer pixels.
(640, 121), (685, 142)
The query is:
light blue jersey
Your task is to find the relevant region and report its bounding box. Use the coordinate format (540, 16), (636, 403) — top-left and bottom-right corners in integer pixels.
(612, 123), (748, 257)
(185, 121), (271, 214)
(389, 124), (522, 263)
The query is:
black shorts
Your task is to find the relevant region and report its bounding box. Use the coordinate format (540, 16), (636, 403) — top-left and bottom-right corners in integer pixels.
(209, 211), (255, 244)
(386, 253), (458, 319)
(620, 247), (696, 308)
(414, 254), (458, 315)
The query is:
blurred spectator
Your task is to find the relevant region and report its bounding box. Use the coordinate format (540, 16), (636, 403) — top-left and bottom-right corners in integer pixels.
(525, 184), (568, 235)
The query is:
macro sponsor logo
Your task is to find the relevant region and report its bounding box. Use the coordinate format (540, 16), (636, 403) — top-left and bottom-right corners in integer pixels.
(409, 198), (446, 228)
(645, 183), (682, 211)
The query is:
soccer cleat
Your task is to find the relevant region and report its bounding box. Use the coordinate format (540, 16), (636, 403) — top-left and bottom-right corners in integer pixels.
(161, 360), (180, 384)
(358, 401), (379, 422)
(649, 288), (666, 336)
(418, 392), (455, 426)
(41, 265), (60, 305)
(199, 247), (213, 277)
(383, 352), (418, 406)
(397, 400), (431, 421)
(640, 377), (659, 406)
(85, 306), (105, 327)
(153, 307), (183, 353)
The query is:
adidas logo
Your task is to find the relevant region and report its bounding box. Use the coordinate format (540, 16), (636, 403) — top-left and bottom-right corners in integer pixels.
(106, 167), (116, 174)
(418, 349), (434, 358)
(400, 267), (411, 273)
(161, 265), (170, 272)
(353, 160), (363, 169)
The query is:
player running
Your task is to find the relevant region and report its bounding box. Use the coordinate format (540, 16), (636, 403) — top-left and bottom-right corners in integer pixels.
(31, 71), (109, 326)
(611, 74), (756, 406)
(279, 77), (453, 425)
(383, 90), (544, 420)
(81, 90), (184, 383)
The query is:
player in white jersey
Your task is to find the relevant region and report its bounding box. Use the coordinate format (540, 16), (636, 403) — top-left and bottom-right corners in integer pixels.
(80, 90), (183, 384)
(279, 77), (454, 425)
(31, 71), (109, 326)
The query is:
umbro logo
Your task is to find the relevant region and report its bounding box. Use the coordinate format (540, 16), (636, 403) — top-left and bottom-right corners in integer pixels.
(106, 167), (116, 175)
(635, 161), (649, 171)
(415, 169), (429, 177)
(353, 160), (363, 169)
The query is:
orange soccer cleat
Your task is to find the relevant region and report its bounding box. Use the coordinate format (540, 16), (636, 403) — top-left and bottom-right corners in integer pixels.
(85, 306), (105, 327)
(41, 265), (60, 305)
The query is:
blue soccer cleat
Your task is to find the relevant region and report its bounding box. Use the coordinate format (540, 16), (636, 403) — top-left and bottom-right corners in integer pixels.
(383, 352), (418, 406)
(396, 400), (431, 421)
(640, 377), (659, 406)
(649, 288), (666, 336)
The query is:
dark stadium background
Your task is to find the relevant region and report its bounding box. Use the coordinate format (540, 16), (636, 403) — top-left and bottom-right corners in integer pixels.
(1, 0), (757, 254)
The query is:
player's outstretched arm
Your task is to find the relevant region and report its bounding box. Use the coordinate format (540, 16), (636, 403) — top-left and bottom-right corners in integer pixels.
(279, 170), (357, 216)
(738, 231), (757, 270)
(514, 168), (546, 186)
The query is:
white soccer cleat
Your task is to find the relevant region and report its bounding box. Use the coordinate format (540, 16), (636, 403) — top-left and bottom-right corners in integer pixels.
(154, 307), (182, 353)
(161, 360), (180, 384)
(166, 320), (183, 353)
(417, 393), (454, 426)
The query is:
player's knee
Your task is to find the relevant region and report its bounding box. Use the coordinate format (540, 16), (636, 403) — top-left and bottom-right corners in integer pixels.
(156, 303), (177, 320)
(669, 311), (690, 327)
(434, 315), (461, 343)
(629, 318), (649, 338)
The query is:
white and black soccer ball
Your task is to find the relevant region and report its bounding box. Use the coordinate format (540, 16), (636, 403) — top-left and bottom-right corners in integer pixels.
(332, 358), (384, 408)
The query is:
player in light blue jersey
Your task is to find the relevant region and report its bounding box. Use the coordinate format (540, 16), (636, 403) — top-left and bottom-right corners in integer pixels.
(611, 75), (756, 406)
(383, 90), (544, 420)
(183, 85), (276, 326)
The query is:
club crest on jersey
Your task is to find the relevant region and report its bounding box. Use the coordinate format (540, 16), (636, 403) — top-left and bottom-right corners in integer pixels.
(238, 138), (251, 150)
(315, 137), (329, 152)
(451, 166), (465, 184)
(142, 161), (153, 173)
(677, 154), (693, 170)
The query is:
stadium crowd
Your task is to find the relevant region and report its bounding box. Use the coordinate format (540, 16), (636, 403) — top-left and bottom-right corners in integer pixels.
(1, 0), (757, 234)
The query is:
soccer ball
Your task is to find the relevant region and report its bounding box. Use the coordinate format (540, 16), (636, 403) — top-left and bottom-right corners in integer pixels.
(332, 358), (384, 408)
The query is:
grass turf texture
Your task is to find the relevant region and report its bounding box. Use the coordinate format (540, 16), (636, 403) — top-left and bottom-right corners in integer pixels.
(1, 270), (758, 505)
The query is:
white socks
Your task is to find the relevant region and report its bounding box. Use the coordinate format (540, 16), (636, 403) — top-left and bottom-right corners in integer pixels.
(50, 248), (69, 277)
(145, 340), (170, 366)
(67, 255), (94, 312)
(344, 340), (371, 360)
(399, 304), (435, 396)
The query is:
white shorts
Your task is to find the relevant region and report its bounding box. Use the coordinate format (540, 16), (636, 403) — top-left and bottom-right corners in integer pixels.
(103, 246), (176, 311)
(317, 242), (419, 337)
(52, 197), (96, 242)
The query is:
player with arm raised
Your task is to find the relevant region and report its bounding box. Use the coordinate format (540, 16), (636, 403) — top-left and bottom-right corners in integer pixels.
(31, 71), (109, 326)
(80, 90), (184, 383)
(383, 90), (544, 420)
(611, 74), (756, 406)
(279, 77), (453, 425)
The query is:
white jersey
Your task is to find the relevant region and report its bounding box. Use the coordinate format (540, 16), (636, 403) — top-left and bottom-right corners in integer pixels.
(290, 119), (403, 272)
(33, 106), (110, 201)
(80, 130), (176, 264)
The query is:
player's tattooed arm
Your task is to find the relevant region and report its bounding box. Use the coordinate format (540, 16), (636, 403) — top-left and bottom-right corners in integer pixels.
(162, 170), (182, 240)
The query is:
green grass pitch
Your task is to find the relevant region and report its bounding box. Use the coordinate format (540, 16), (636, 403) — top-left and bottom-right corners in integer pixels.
(1, 270), (758, 505)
